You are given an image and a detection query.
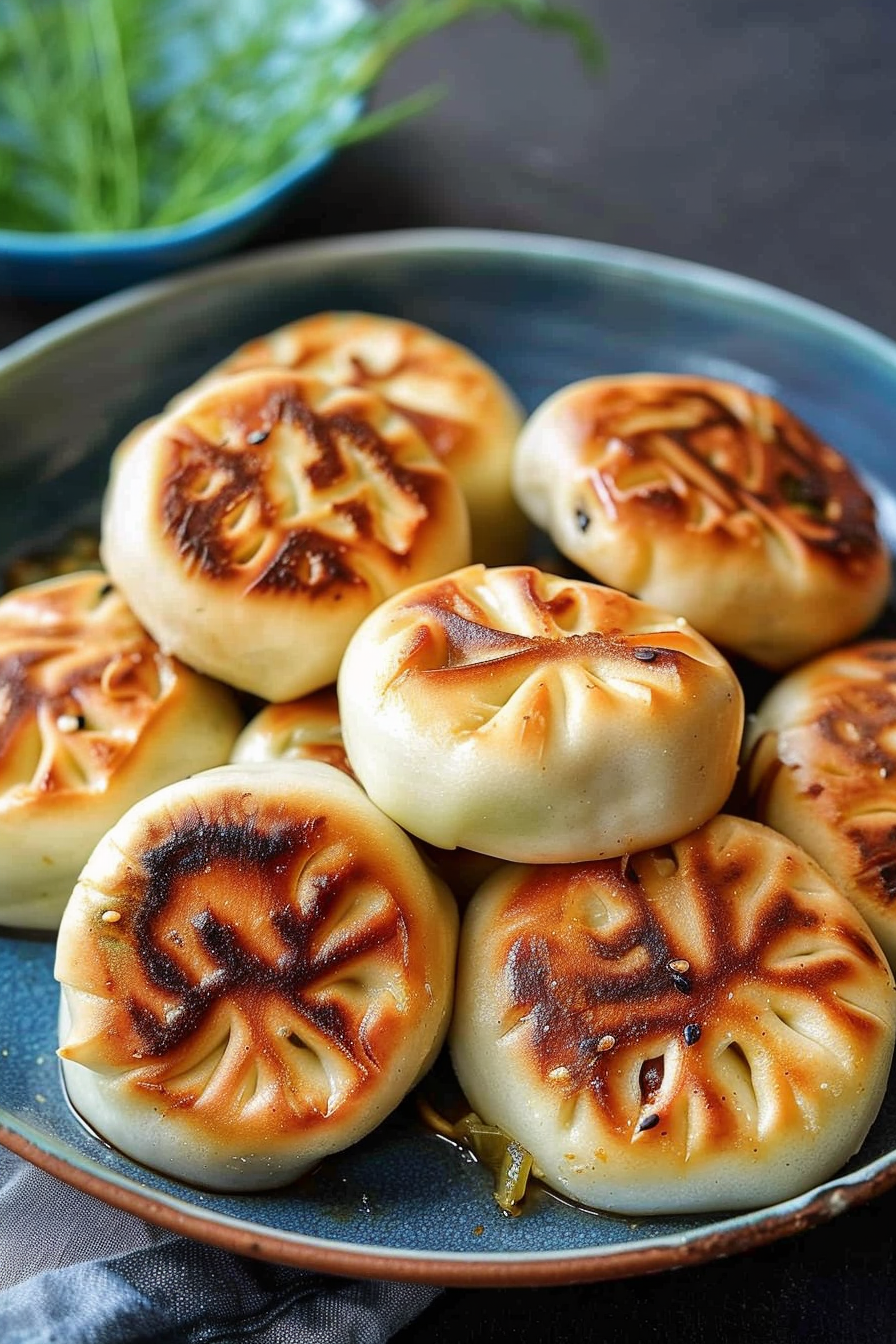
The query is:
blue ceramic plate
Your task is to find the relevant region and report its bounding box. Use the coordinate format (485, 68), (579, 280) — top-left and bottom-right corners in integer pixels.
(2, 229), (896, 1286)
(0, 0), (363, 301)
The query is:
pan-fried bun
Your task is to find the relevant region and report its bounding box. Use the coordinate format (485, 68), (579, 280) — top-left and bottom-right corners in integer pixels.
(56, 761), (458, 1191)
(744, 641), (896, 970)
(230, 688), (351, 775)
(338, 564), (744, 862)
(0, 573), (242, 930)
(184, 311), (526, 565)
(513, 374), (890, 669)
(101, 369), (471, 701)
(450, 816), (896, 1214)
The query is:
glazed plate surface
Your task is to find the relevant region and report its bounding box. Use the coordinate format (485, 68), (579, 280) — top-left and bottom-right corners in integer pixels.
(2, 229), (896, 1285)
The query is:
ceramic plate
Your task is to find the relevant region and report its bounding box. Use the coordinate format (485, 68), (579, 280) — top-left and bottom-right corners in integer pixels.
(3, 229), (896, 1287)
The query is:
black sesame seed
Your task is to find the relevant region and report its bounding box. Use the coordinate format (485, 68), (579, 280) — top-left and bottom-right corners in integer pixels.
(575, 508), (591, 532)
(633, 647), (658, 661)
(670, 971), (691, 994)
(99, 582), (114, 597)
(247, 429), (270, 445)
(74, 714), (86, 730)
(636, 1114), (660, 1132)
(683, 1024), (702, 1046)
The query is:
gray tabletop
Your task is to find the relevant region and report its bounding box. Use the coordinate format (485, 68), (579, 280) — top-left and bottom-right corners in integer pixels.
(1, 0), (895, 1339)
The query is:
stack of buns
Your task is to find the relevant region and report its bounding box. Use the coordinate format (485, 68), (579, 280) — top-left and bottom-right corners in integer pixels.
(3, 314), (893, 1211)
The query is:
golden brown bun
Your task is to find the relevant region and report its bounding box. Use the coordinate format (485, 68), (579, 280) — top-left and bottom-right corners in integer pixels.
(181, 311), (527, 565)
(100, 369), (471, 701)
(338, 564), (744, 861)
(744, 641), (896, 969)
(513, 374), (890, 668)
(56, 761), (458, 1191)
(450, 816), (896, 1214)
(0, 572), (242, 929)
(230, 688), (351, 775)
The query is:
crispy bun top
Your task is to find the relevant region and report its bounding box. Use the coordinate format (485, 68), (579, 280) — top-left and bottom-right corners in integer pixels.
(148, 371), (463, 591)
(451, 815), (896, 1212)
(0, 572), (204, 802)
(191, 311), (525, 563)
(338, 564), (744, 861)
(56, 762), (458, 1188)
(101, 370), (471, 700)
(0, 571), (243, 929)
(202, 310), (522, 479)
(745, 641), (896, 968)
(513, 374), (890, 667)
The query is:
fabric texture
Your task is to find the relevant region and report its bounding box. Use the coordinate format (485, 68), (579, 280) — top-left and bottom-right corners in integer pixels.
(0, 1148), (439, 1344)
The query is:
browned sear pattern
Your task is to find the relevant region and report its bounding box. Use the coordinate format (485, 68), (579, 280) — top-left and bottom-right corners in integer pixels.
(385, 400), (470, 464)
(81, 796), (414, 1127)
(0, 578), (164, 795)
(495, 821), (884, 1143)
(751, 645), (896, 913)
(223, 320), (478, 465)
(161, 383), (437, 593)
(579, 380), (880, 562)
(398, 568), (692, 680)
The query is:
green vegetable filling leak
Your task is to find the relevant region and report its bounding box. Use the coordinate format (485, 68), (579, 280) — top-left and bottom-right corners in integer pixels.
(419, 1099), (539, 1215)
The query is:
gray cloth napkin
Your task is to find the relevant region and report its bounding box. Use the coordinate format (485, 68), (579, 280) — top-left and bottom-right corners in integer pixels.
(0, 1149), (440, 1343)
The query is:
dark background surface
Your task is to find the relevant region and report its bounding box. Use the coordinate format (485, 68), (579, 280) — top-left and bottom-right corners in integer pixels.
(2, 0), (895, 1338)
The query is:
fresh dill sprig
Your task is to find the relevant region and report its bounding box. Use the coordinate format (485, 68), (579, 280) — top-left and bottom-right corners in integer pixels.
(0, 0), (601, 234)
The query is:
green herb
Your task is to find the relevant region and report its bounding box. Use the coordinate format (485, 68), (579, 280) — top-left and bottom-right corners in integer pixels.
(0, 0), (601, 234)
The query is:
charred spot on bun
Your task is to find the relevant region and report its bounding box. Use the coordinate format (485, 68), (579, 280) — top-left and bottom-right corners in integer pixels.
(56, 760), (458, 1191)
(101, 369), (471, 701)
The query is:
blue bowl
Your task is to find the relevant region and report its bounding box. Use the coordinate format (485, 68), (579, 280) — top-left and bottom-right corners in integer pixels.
(0, 154), (339, 302)
(0, 0), (364, 301)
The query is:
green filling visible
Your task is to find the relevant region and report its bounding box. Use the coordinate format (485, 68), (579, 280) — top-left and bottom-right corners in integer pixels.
(419, 1099), (538, 1215)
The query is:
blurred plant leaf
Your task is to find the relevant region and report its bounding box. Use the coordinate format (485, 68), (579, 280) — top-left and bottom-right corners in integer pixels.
(0, 0), (602, 233)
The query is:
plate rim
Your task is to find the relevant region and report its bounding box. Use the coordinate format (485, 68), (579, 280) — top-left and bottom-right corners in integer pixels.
(2, 226), (896, 374)
(3, 225), (896, 1285)
(4, 1113), (896, 1286)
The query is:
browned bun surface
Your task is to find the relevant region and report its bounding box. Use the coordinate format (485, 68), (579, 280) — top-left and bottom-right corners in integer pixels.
(0, 572), (242, 929)
(339, 564), (744, 862)
(56, 761), (458, 1190)
(230, 688), (352, 775)
(101, 369), (471, 701)
(745, 641), (896, 969)
(182, 311), (526, 564)
(513, 374), (890, 668)
(451, 815), (896, 1213)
